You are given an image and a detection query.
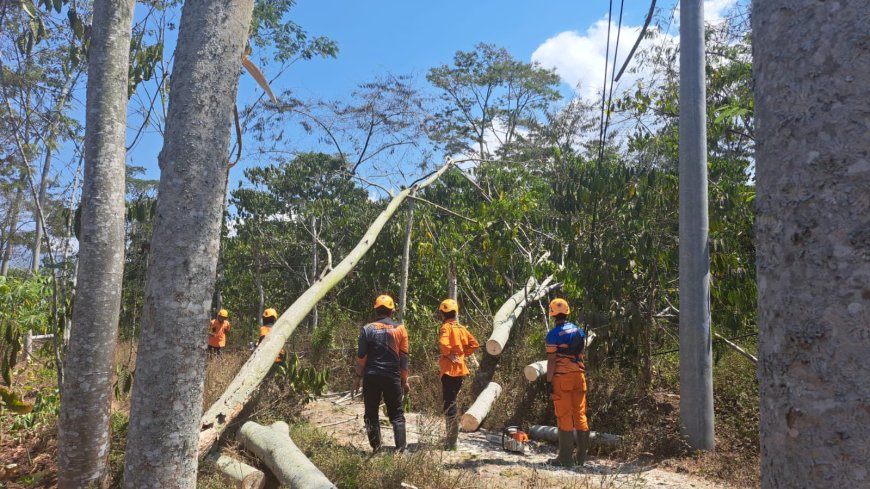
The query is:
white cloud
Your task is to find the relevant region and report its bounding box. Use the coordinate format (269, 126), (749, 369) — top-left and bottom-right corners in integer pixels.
(531, 0), (738, 99)
(532, 20), (670, 100)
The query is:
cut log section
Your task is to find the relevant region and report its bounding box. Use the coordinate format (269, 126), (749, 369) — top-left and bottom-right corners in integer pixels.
(529, 425), (621, 446)
(212, 454), (266, 489)
(486, 275), (561, 356)
(523, 332), (596, 382)
(237, 421), (336, 489)
(461, 382), (502, 432)
(198, 159), (454, 457)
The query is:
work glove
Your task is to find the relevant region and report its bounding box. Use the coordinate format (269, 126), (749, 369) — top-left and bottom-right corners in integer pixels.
(545, 382), (554, 398)
(351, 375), (361, 398)
(402, 380), (411, 395)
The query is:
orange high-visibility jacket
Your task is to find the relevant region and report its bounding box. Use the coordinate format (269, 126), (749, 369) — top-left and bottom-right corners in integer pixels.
(438, 319), (479, 377)
(208, 319), (231, 347)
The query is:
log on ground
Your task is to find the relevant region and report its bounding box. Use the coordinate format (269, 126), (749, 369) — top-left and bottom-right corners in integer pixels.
(212, 454), (266, 489)
(461, 382), (502, 432)
(529, 425), (621, 446)
(237, 421), (336, 489)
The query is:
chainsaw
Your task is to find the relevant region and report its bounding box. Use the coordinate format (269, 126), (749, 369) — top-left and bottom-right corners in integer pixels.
(501, 426), (529, 454)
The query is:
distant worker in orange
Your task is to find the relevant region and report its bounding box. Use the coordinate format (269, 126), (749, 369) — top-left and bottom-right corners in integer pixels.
(545, 298), (589, 467)
(437, 298), (479, 450)
(259, 308), (285, 363)
(207, 309), (231, 356)
(352, 295), (410, 452)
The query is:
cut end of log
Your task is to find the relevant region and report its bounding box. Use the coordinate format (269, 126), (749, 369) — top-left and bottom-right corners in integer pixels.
(461, 382), (502, 432)
(485, 339), (503, 356)
(523, 360), (547, 382)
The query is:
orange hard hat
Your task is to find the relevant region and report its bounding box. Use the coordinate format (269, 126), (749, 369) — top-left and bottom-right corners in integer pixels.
(439, 299), (458, 314)
(217, 309), (229, 318)
(373, 295), (396, 310)
(548, 298), (570, 317)
(262, 308), (278, 319)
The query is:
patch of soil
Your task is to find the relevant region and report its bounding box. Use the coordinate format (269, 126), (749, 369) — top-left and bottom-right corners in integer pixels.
(0, 429), (57, 488)
(302, 393), (732, 489)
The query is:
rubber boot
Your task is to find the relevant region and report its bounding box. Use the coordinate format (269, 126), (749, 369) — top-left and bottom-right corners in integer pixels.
(444, 416), (459, 450)
(547, 430), (575, 467)
(393, 420), (407, 452)
(575, 429), (590, 466)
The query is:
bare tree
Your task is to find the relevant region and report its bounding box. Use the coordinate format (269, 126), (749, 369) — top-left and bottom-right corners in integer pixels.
(754, 1), (869, 487)
(56, 0), (135, 487)
(122, 0), (255, 487)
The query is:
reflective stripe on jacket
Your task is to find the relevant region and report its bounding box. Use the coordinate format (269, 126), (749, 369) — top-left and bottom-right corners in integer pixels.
(357, 318), (410, 380)
(438, 319), (479, 377)
(545, 321), (586, 374)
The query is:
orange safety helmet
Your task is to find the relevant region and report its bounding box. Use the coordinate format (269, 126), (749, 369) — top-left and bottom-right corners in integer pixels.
(548, 298), (570, 317)
(217, 308), (229, 318)
(262, 308), (278, 319)
(439, 299), (459, 314)
(373, 295), (395, 310)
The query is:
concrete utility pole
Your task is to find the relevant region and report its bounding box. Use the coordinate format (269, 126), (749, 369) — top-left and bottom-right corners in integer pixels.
(678, 0), (714, 451)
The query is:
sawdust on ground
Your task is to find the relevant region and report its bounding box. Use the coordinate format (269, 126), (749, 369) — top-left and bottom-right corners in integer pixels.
(302, 394), (729, 489)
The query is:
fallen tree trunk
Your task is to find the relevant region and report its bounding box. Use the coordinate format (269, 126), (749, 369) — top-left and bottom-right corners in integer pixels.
(212, 454), (265, 489)
(237, 421), (335, 489)
(529, 425), (621, 446)
(198, 159), (454, 456)
(486, 275), (560, 355)
(523, 332), (596, 382)
(461, 382), (502, 432)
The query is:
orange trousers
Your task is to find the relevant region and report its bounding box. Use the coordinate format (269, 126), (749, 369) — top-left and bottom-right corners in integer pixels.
(551, 371), (588, 431)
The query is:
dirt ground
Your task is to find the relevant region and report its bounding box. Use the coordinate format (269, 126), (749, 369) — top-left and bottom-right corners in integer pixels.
(302, 393), (729, 489)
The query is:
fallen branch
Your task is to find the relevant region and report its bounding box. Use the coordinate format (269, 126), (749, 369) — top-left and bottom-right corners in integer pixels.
(486, 275), (561, 355)
(237, 421), (336, 489)
(460, 382), (502, 432)
(714, 332), (758, 365)
(198, 159), (454, 456)
(212, 454), (266, 489)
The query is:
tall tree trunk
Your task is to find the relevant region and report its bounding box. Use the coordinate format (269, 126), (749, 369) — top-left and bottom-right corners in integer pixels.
(0, 183), (24, 276)
(447, 261), (457, 300)
(398, 200), (414, 321)
(30, 149), (53, 274)
(122, 1), (254, 486)
(754, 1), (870, 487)
(56, 0), (134, 486)
(310, 214), (318, 329)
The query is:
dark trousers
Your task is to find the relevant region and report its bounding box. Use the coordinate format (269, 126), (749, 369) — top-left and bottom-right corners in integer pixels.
(362, 374), (406, 450)
(207, 345), (222, 356)
(441, 374), (463, 418)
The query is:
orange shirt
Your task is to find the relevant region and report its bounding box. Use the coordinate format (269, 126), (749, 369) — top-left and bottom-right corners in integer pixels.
(208, 319), (231, 347)
(438, 319), (480, 377)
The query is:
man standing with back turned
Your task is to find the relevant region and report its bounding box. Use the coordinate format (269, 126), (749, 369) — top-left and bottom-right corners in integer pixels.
(545, 298), (589, 467)
(353, 294), (411, 452)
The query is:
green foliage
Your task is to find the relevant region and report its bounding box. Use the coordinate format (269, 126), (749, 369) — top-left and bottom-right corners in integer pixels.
(273, 353), (330, 404)
(0, 275), (52, 384)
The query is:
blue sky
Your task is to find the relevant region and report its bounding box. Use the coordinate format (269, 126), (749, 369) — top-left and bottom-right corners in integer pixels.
(118, 0), (739, 190)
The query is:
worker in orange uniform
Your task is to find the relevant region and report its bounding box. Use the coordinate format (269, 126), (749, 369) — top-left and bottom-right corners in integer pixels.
(258, 308), (285, 363)
(437, 298), (479, 449)
(207, 309), (231, 356)
(352, 295), (410, 452)
(545, 298), (589, 467)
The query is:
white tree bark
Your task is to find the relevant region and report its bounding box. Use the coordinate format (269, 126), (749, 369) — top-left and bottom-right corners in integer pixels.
(486, 275), (560, 355)
(398, 199), (414, 321)
(754, 1), (869, 487)
(237, 421), (336, 489)
(56, 1), (134, 487)
(461, 382), (502, 432)
(212, 454), (265, 489)
(198, 159), (454, 456)
(0, 183), (24, 277)
(447, 261), (458, 300)
(122, 1), (255, 487)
